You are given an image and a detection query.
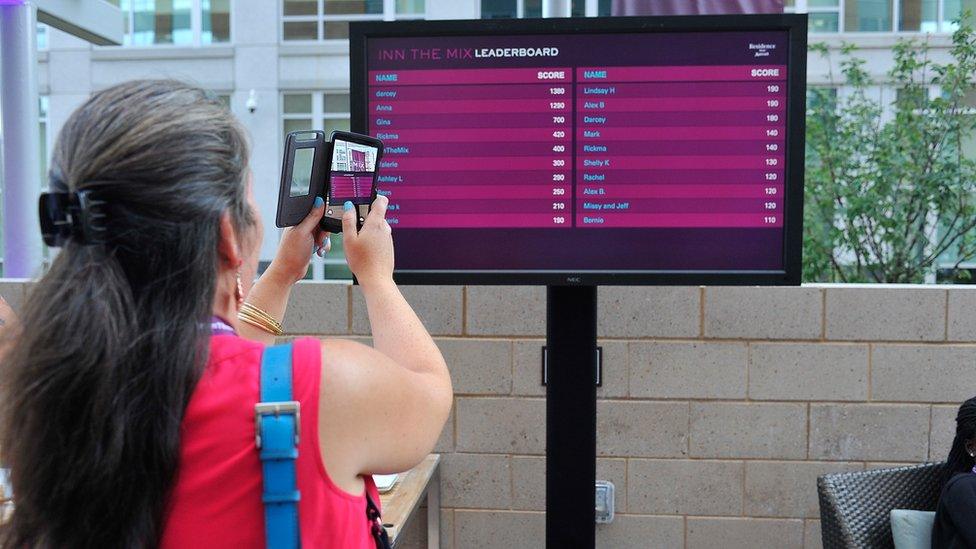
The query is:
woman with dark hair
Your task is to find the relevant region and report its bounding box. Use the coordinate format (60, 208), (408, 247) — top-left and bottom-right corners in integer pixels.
(0, 80), (451, 548)
(933, 396), (976, 548)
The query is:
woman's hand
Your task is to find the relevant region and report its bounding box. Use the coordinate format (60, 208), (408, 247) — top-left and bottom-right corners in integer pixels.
(268, 197), (330, 284)
(342, 195), (393, 287)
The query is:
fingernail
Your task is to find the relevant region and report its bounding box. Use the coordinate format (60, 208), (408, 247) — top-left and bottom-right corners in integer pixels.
(316, 246), (325, 257)
(343, 200), (353, 211)
(314, 196), (324, 208)
(324, 236), (331, 250)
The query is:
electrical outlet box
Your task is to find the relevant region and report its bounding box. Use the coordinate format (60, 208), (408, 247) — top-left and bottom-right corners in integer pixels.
(595, 480), (615, 524)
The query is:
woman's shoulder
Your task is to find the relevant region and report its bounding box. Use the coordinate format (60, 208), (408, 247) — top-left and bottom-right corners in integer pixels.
(944, 472), (976, 502)
(205, 336), (321, 384)
(208, 335), (320, 360)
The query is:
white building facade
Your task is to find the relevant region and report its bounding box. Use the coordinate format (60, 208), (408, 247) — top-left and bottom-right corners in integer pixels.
(30, 0), (975, 278)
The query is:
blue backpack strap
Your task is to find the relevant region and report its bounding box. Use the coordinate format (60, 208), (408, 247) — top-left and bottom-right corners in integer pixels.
(256, 343), (301, 549)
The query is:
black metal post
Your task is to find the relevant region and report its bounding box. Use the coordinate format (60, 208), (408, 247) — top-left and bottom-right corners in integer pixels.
(545, 285), (597, 547)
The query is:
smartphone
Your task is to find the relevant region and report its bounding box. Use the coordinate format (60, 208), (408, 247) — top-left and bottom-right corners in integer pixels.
(276, 130), (383, 233)
(275, 130), (329, 228)
(321, 132), (383, 233)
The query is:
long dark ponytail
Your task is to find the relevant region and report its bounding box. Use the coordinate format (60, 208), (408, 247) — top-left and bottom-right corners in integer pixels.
(944, 396), (976, 484)
(0, 80), (253, 547)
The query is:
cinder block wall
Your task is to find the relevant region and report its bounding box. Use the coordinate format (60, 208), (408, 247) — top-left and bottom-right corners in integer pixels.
(2, 281), (972, 548)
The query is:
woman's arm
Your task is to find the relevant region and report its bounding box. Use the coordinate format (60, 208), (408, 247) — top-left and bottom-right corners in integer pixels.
(238, 198), (328, 344)
(319, 197), (452, 485)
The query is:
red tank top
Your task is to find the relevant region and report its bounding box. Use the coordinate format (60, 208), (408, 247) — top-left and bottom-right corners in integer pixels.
(161, 335), (380, 548)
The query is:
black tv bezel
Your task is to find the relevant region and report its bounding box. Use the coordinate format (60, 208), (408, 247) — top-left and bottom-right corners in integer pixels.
(349, 14), (807, 286)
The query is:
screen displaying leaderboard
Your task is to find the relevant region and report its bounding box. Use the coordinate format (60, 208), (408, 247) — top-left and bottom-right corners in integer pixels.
(350, 15), (806, 285)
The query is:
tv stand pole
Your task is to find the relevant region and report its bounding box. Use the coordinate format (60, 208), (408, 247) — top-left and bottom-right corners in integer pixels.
(545, 285), (597, 547)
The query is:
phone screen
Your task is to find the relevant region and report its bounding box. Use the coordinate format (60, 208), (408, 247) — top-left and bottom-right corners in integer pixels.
(290, 147), (315, 197)
(329, 139), (378, 205)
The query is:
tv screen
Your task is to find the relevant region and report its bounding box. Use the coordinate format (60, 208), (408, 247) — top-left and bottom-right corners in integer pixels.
(350, 15), (807, 285)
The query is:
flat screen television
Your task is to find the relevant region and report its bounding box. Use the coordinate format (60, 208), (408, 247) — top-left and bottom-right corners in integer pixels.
(349, 14), (807, 285)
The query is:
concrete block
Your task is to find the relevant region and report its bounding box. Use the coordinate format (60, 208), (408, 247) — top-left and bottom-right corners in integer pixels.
(809, 404), (930, 461)
(705, 286), (823, 340)
(513, 339), (627, 398)
(465, 286), (545, 336)
(930, 405), (958, 462)
(440, 508), (454, 549)
(595, 515), (684, 548)
(510, 456), (626, 513)
(598, 400), (688, 458)
(628, 458), (743, 516)
(596, 458), (628, 513)
(687, 517), (804, 549)
(596, 341), (628, 398)
(824, 287), (945, 341)
(872, 345), (976, 402)
(437, 339), (512, 395)
(282, 282), (349, 335)
(510, 456), (545, 511)
(512, 340), (546, 397)
(434, 403), (454, 454)
(456, 397), (545, 454)
(690, 402), (807, 459)
(805, 520), (823, 549)
(454, 510), (544, 548)
(353, 286), (463, 336)
(282, 282), (348, 335)
(598, 286), (700, 338)
(744, 461), (862, 518)
(439, 453), (511, 509)
(948, 289), (976, 341)
(749, 343), (868, 401)
(630, 341), (747, 399)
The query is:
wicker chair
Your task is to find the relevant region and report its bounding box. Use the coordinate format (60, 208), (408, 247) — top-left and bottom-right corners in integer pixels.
(817, 462), (947, 549)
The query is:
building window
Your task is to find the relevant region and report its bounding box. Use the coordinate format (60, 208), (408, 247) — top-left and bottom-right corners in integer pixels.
(791, 0), (973, 32)
(202, 0), (231, 43)
(282, 0), (425, 42)
(846, 0), (892, 32)
(110, 0), (230, 46)
(943, 0), (976, 30)
(38, 96), (49, 182)
(481, 0), (589, 18)
(37, 23), (48, 50)
(281, 92), (353, 279)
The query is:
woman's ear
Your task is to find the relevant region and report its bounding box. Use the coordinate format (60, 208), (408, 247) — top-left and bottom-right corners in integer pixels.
(217, 212), (242, 268)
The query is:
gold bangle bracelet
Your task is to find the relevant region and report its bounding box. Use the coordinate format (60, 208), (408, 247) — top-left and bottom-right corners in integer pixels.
(238, 303), (284, 336)
(240, 302), (282, 330)
(238, 312), (284, 336)
(238, 309), (282, 333)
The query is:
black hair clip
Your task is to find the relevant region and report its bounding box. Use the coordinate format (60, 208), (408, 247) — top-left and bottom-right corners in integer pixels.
(38, 191), (107, 247)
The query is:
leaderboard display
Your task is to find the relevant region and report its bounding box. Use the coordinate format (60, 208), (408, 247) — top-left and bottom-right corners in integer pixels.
(352, 17), (805, 283)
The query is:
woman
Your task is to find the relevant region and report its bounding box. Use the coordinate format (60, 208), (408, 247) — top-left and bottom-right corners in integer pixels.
(0, 80), (452, 547)
(933, 396), (976, 548)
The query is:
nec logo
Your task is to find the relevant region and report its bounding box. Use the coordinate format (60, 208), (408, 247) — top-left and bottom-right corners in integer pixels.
(565, 276), (582, 283)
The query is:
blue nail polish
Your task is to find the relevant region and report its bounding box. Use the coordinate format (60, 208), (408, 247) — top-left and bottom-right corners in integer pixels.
(343, 200), (353, 211)
(324, 236), (331, 249)
(314, 196), (324, 208)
